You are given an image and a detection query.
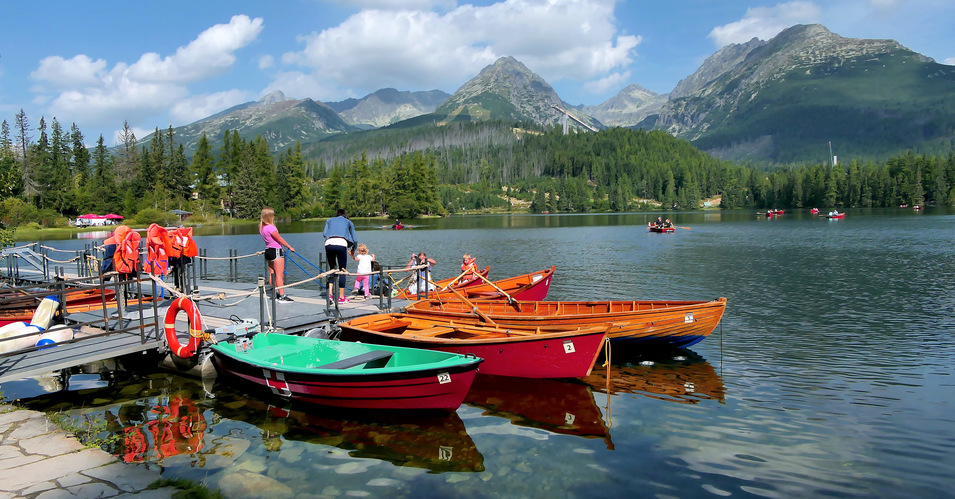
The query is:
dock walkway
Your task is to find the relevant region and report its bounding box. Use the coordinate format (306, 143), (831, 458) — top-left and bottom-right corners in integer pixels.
(1, 266), (410, 384)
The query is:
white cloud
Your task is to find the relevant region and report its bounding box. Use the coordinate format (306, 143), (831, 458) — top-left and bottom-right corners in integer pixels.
(584, 71), (631, 94)
(126, 15), (263, 83)
(31, 55), (107, 91)
(31, 15), (263, 128)
(709, 1), (822, 47)
(278, 0), (638, 99)
(258, 55), (275, 69)
(262, 71), (339, 101)
(944, 57), (955, 65)
(169, 90), (253, 124)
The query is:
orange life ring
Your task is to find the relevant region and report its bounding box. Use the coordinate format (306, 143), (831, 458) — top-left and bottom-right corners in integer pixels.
(164, 297), (203, 358)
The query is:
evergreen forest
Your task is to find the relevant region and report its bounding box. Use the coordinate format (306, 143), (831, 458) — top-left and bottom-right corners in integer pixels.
(2, 110), (955, 244)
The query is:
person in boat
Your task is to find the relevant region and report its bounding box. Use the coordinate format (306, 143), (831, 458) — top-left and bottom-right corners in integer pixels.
(461, 253), (478, 282)
(352, 244), (375, 299)
(406, 252), (437, 294)
(391, 219), (404, 230)
(652, 216), (664, 228)
(323, 208), (358, 304)
(664, 219), (673, 228)
(260, 207), (295, 303)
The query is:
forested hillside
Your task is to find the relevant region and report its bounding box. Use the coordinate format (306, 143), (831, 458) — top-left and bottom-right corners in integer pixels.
(2, 110), (954, 241)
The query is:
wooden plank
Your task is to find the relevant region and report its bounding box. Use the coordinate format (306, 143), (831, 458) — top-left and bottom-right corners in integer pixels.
(318, 350), (393, 369)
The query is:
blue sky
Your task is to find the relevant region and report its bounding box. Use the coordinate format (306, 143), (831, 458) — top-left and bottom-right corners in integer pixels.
(1, 0), (952, 146)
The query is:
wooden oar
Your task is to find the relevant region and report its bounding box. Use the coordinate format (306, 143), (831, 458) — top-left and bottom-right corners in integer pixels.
(446, 283), (498, 326)
(468, 269), (515, 303)
(676, 226), (691, 230)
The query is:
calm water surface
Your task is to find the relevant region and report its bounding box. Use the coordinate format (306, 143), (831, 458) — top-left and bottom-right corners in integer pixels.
(9, 209), (955, 498)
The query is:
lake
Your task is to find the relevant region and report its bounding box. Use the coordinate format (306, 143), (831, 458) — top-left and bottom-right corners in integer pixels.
(7, 209), (955, 498)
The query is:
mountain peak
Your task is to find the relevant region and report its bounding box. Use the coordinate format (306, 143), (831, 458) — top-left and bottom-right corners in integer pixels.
(259, 90), (289, 105)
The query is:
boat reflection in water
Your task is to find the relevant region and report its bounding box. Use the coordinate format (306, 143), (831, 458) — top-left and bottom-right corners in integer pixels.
(209, 384), (485, 473)
(464, 374), (614, 449)
(582, 348), (725, 405)
(120, 392), (207, 464)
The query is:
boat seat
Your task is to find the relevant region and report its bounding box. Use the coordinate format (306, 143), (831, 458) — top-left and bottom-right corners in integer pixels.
(409, 326), (456, 337)
(318, 350), (393, 369)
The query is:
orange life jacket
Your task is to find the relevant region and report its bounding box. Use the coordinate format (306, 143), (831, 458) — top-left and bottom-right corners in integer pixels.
(461, 257), (477, 280)
(111, 225), (141, 274)
(169, 227), (198, 259)
(144, 224), (171, 276)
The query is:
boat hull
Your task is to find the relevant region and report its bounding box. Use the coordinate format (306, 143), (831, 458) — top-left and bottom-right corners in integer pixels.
(404, 298), (727, 349)
(648, 227), (675, 233)
(338, 313), (606, 378)
(210, 335), (482, 411)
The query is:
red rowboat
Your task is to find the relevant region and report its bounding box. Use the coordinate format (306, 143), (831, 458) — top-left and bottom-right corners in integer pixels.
(404, 297), (727, 349)
(825, 213), (845, 219)
(394, 266), (489, 300)
(648, 226), (675, 233)
(409, 266), (554, 302)
(337, 313), (608, 378)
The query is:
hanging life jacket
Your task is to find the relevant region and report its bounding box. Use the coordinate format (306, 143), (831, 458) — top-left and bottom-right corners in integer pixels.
(111, 225), (141, 275)
(144, 223), (171, 276)
(169, 227), (198, 260)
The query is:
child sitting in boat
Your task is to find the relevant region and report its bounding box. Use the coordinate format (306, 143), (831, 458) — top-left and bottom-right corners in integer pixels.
(461, 254), (478, 283)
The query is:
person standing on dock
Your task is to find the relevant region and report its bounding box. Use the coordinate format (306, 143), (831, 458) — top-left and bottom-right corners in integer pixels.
(323, 208), (358, 303)
(260, 207), (295, 302)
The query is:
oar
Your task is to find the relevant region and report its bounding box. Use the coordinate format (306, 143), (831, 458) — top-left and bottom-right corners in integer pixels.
(676, 226), (691, 230)
(468, 269), (515, 303)
(446, 284), (498, 326)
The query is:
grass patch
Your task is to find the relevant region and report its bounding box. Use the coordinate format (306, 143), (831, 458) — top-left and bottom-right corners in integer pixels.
(48, 411), (123, 450)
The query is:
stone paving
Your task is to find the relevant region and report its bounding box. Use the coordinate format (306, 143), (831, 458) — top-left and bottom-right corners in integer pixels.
(0, 404), (180, 498)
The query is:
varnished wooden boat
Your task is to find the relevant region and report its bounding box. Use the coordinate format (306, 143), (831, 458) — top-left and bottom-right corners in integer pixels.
(403, 297), (727, 348)
(337, 312), (607, 378)
(0, 288), (119, 327)
(405, 266), (555, 302)
(210, 333), (483, 411)
(395, 266), (489, 300)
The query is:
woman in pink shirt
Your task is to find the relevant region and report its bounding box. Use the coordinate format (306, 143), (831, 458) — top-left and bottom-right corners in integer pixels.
(259, 207), (296, 302)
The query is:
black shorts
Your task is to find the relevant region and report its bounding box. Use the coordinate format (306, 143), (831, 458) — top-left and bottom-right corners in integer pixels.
(265, 248), (284, 261)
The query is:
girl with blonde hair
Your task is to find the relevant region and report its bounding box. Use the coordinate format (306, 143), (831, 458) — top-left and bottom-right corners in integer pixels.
(259, 207), (296, 302)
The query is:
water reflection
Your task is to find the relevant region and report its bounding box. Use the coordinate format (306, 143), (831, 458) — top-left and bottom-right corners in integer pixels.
(209, 388), (485, 473)
(464, 375), (613, 449)
(582, 348), (725, 405)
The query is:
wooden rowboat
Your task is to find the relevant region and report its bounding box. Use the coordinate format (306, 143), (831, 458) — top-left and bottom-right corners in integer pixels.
(403, 297), (727, 349)
(209, 333), (483, 411)
(395, 266), (489, 300)
(0, 288), (119, 327)
(648, 226), (675, 233)
(406, 266), (555, 302)
(337, 312), (607, 378)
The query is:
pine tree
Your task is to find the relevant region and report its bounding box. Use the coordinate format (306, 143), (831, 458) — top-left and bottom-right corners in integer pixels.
(191, 134), (219, 203)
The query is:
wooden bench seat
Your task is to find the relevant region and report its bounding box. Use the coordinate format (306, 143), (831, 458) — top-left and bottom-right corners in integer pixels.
(318, 350), (393, 369)
(406, 326), (456, 337)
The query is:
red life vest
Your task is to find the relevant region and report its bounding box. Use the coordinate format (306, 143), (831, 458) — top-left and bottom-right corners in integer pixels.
(144, 224), (171, 276)
(111, 225), (141, 274)
(169, 227), (198, 259)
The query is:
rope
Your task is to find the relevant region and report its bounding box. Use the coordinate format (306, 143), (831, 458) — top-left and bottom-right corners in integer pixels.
(195, 250), (264, 261)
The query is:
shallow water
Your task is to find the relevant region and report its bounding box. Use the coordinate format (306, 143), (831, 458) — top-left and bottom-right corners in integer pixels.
(8, 208), (955, 498)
